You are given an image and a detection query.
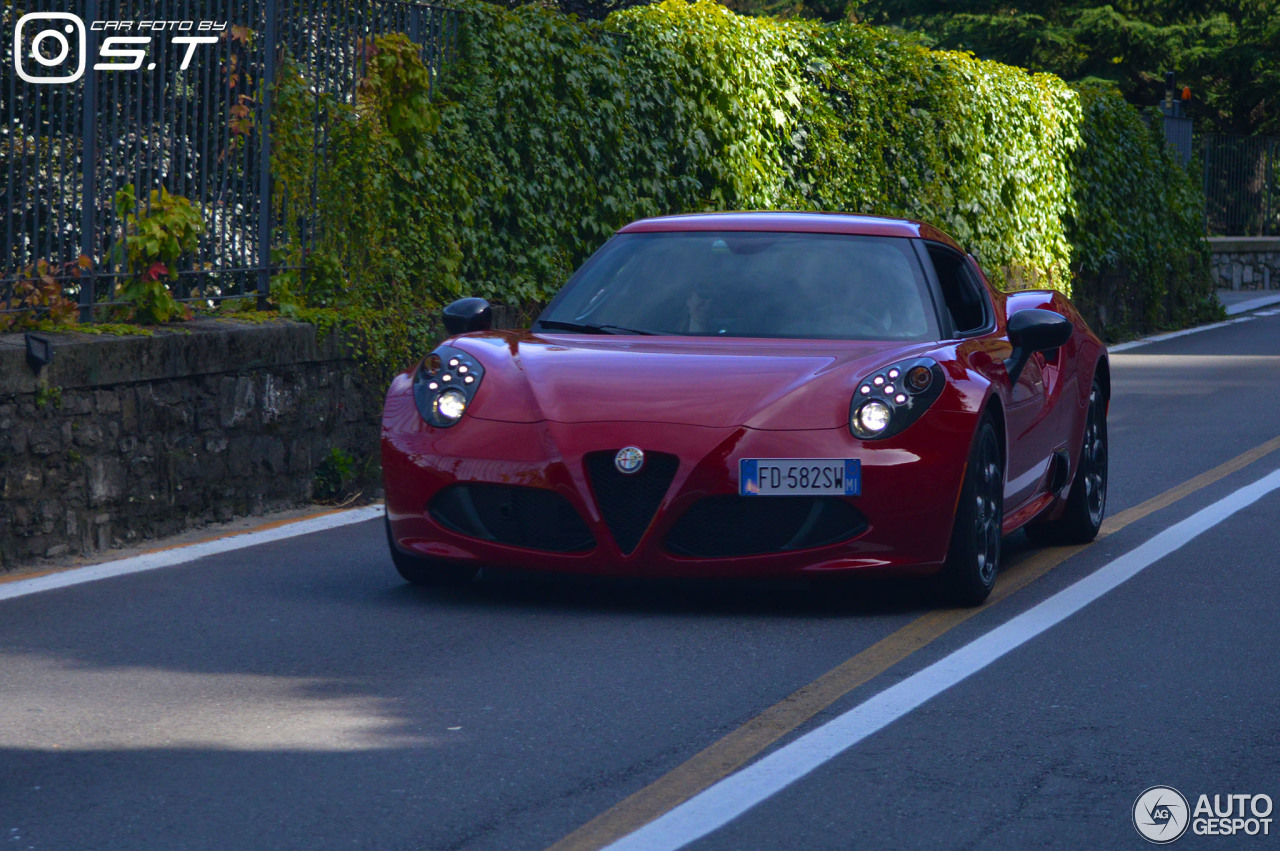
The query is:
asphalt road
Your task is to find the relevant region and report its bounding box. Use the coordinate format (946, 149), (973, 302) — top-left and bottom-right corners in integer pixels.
(3, 309), (1279, 850)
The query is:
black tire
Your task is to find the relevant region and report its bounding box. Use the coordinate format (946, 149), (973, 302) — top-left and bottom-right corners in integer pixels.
(385, 516), (478, 587)
(1026, 377), (1108, 545)
(942, 416), (1004, 607)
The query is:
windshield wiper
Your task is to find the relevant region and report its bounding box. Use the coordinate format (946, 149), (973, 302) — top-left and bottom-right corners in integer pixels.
(535, 320), (659, 336)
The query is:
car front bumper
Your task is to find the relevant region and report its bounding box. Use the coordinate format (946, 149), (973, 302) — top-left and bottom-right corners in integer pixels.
(382, 389), (975, 579)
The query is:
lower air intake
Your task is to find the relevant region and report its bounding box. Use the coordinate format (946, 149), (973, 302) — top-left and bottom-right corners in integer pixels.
(430, 484), (595, 553)
(665, 496), (868, 558)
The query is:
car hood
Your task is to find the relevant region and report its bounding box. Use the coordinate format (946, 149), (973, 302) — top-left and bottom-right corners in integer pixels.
(450, 332), (937, 430)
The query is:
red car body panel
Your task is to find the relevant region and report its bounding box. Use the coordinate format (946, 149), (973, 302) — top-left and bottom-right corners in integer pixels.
(460, 334), (942, 429)
(382, 213), (1107, 580)
(618, 211), (964, 251)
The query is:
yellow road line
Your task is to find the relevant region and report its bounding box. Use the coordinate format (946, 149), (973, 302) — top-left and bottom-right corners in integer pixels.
(549, 434), (1280, 851)
(131, 507), (359, 555)
(0, 567), (66, 585)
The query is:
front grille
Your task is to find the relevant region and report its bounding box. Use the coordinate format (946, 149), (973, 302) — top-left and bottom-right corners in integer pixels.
(430, 484), (595, 553)
(665, 496), (868, 558)
(585, 451), (679, 555)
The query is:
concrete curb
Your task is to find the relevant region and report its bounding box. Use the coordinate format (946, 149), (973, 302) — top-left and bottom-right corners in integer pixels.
(1224, 293), (1280, 316)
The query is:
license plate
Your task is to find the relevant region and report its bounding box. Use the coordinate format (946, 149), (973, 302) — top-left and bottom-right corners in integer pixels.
(739, 459), (861, 496)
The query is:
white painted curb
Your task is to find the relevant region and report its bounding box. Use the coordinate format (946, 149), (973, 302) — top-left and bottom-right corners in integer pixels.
(1107, 293), (1280, 353)
(1224, 293), (1280, 316)
(0, 505), (385, 602)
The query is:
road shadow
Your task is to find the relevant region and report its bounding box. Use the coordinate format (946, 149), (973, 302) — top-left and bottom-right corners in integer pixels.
(380, 528), (1042, 619)
(400, 568), (941, 618)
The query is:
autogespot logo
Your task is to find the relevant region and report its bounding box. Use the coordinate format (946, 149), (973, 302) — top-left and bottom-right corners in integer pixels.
(13, 12), (223, 84)
(1134, 786), (1191, 844)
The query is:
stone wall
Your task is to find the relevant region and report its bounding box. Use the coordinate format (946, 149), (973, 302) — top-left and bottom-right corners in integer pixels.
(0, 320), (383, 570)
(1209, 237), (1280, 291)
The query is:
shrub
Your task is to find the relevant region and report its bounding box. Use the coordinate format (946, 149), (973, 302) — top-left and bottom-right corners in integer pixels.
(0, 259), (81, 332)
(1067, 84), (1219, 334)
(110, 184), (204, 323)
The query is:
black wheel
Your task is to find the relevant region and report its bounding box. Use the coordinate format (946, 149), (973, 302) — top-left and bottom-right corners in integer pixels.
(1026, 377), (1108, 545)
(942, 416), (1003, 607)
(385, 516), (478, 587)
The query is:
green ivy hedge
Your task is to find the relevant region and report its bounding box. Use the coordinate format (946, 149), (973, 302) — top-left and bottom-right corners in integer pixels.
(1066, 83), (1217, 332)
(272, 0), (1216, 368)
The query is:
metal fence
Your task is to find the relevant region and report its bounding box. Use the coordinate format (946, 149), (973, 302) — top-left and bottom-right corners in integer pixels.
(2, 0), (458, 322)
(1202, 134), (1280, 237)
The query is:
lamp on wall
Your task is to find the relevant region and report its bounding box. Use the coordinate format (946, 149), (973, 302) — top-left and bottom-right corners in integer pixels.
(25, 333), (53, 375)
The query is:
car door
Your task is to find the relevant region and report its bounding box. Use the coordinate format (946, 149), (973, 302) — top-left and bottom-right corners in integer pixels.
(923, 245), (1052, 511)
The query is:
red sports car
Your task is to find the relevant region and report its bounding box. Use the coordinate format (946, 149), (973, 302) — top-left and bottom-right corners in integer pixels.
(381, 212), (1109, 604)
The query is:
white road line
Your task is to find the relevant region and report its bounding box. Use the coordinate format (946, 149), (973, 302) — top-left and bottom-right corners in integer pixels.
(605, 467), (1280, 851)
(0, 505), (385, 602)
(1108, 316), (1256, 352)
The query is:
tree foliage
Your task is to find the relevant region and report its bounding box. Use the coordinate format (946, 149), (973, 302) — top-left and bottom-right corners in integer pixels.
(856, 0), (1280, 135)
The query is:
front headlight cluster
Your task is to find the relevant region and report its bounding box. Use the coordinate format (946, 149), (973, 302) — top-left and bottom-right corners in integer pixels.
(413, 345), (484, 428)
(849, 357), (945, 440)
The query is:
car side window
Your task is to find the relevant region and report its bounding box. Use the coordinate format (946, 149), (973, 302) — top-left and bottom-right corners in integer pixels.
(927, 245), (989, 335)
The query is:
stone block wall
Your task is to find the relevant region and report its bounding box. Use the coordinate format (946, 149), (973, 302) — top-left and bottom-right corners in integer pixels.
(0, 320), (384, 569)
(1209, 237), (1280, 291)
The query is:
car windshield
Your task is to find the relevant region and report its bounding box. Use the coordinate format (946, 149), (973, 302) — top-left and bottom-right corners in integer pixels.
(536, 231), (939, 341)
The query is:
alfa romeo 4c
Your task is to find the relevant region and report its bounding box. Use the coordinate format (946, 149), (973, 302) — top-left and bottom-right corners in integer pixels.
(381, 213), (1109, 604)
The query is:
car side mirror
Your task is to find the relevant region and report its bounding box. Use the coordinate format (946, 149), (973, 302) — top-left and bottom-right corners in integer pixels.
(442, 297), (493, 335)
(1005, 308), (1071, 384)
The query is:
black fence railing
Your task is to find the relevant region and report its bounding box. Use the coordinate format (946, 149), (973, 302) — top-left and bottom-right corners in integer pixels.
(2, 0), (458, 322)
(1202, 134), (1279, 237)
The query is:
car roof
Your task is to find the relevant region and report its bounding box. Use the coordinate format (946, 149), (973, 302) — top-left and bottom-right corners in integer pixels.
(617, 211), (964, 253)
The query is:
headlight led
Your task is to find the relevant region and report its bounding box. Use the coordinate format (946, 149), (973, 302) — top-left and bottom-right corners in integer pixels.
(413, 345), (484, 428)
(849, 357), (944, 440)
(854, 400), (892, 436)
(435, 389), (468, 422)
